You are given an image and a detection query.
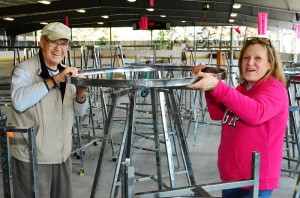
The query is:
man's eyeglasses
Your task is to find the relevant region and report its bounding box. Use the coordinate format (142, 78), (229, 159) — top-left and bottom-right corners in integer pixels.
(43, 36), (70, 50)
(246, 37), (272, 48)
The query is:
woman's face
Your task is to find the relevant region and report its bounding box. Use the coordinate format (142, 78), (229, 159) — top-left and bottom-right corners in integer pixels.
(241, 44), (271, 86)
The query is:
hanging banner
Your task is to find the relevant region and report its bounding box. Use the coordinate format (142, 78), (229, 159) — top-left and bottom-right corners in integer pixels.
(65, 16), (69, 27)
(139, 16), (148, 30)
(295, 24), (300, 39)
(258, 12), (268, 35)
(150, 0), (154, 7)
(234, 27), (241, 34)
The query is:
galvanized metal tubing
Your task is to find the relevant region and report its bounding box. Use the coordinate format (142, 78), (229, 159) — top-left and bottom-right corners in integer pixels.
(71, 64), (227, 88)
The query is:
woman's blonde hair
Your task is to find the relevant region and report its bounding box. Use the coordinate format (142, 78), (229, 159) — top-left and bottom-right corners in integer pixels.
(236, 38), (286, 85)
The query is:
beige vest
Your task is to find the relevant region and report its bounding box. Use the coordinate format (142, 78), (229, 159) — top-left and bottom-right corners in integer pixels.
(10, 54), (76, 164)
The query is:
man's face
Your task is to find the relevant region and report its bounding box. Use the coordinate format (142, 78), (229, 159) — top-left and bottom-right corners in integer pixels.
(40, 36), (69, 67)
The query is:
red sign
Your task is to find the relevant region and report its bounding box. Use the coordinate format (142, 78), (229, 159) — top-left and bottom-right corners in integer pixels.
(139, 16), (148, 30)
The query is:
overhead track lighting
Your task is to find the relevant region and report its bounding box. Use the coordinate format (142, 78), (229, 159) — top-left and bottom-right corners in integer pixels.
(38, 1), (51, 4)
(127, 0), (136, 2)
(3, 17), (14, 21)
(229, 19), (235, 23)
(160, 15), (166, 18)
(231, 13), (237, 17)
(76, 9), (86, 13)
(40, 22), (48, 25)
(97, 22), (104, 25)
(233, 3), (241, 9)
(101, 15), (109, 19)
(146, 8), (154, 12)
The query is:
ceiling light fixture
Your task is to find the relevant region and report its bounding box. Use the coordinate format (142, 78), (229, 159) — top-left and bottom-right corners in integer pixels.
(76, 9), (86, 13)
(38, 1), (51, 4)
(182, 21), (186, 23)
(3, 17), (14, 21)
(233, 3), (241, 9)
(146, 8), (154, 12)
(160, 15), (166, 18)
(40, 22), (48, 25)
(127, 0), (136, 2)
(229, 19), (235, 23)
(97, 22), (104, 25)
(230, 13), (237, 17)
(101, 15), (109, 19)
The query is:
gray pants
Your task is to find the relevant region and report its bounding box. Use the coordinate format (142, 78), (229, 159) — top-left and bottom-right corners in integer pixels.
(11, 157), (73, 198)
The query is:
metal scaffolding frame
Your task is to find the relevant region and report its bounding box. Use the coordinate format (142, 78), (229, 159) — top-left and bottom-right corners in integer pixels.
(70, 65), (229, 197)
(0, 114), (39, 198)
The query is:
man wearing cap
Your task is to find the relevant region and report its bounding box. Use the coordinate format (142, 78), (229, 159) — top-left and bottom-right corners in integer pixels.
(10, 22), (88, 198)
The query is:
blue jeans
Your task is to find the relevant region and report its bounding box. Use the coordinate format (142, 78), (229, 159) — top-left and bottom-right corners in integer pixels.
(222, 188), (272, 198)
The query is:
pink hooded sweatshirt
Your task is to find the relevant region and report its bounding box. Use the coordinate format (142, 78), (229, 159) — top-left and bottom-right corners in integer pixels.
(205, 77), (288, 190)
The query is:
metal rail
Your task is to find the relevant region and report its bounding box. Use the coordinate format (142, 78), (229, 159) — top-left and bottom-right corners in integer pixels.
(0, 114), (39, 198)
(72, 65), (226, 89)
(136, 152), (260, 198)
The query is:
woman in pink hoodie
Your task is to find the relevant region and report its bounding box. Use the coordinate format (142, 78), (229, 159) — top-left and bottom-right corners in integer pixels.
(188, 37), (288, 198)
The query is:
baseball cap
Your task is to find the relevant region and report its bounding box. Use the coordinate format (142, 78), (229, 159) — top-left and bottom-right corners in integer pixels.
(42, 22), (71, 41)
